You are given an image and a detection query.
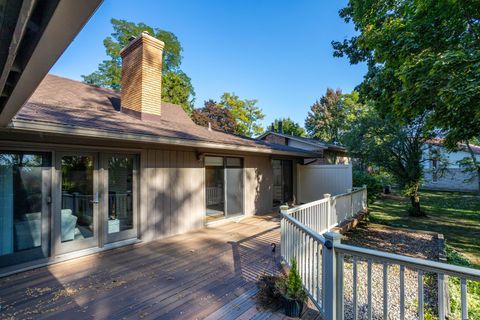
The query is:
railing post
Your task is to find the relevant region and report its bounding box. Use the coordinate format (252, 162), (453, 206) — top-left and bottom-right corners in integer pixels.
(323, 232), (343, 320)
(323, 193), (331, 230)
(280, 205), (289, 261)
(362, 184), (367, 209)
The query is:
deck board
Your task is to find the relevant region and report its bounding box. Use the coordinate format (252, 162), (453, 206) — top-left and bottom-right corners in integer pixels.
(0, 215), (312, 320)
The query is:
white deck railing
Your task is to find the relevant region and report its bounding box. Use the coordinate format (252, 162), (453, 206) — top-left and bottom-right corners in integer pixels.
(282, 186), (367, 234)
(280, 188), (480, 320)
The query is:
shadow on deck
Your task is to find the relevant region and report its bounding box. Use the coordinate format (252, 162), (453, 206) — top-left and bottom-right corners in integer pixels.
(0, 215), (320, 319)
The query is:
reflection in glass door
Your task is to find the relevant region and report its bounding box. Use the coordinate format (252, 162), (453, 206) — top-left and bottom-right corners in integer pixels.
(0, 152), (50, 268)
(58, 154), (98, 253)
(205, 156), (244, 222)
(105, 154), (138, 243)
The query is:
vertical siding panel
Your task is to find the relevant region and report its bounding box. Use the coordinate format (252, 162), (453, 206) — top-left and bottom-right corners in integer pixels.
(170, 150), (178, 236)
(146, 150), (156, 241)
(139, 150), (149, 241)
(154, 149), (163, 238)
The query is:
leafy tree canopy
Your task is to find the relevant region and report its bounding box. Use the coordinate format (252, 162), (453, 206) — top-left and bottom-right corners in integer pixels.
(270, 118), (306, 137)
(191, 100), (237, 134)
(305, 89), (363, 144)
(332, 0), (480, 147)
(82, 18), (195, 114)
(219, 92), (265, 137)
(344, 109), (433, 216)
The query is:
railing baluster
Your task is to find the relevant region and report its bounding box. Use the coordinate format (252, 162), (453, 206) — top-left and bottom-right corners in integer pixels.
(461, 277), (468, 320)
(438, 273), (445, 320)
(352, 256), (357, 320)
(317, 241), (321, 305)
(311, 237), (314, 294)
(418, 270), (424, 320)
(400, 265), (405, 320)
(383, 262), (388, 319)
(337, 253), (345, 320)
(367, 259), (372, 320)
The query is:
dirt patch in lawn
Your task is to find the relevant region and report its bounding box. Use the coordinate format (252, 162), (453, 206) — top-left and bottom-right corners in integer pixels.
(342, 221), (442, 261)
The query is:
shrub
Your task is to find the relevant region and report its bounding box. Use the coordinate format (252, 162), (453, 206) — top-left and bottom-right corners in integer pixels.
(256, 274), (283, 310)
(275, 258), (307, 302)
(352, 169), (384, 204)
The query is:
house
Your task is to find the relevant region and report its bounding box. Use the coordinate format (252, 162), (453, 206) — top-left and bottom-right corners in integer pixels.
(0, 32), (322, 275)
(422, 138), (480, 192)
(257, 129), (350, 165)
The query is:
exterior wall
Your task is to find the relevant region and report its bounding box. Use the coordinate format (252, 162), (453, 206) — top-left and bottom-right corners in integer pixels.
(244, 155), (274, 215)
(140, 149), (205, 242)
(288, 139), (323, 152)
(422, 145), (479, 192)
(297, 164), (353, 203)
(263, 134), (287, 145)
(423, 169), (478, 192)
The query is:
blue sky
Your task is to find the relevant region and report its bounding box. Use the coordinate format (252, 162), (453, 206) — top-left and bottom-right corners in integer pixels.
(51, 0), (366, 128)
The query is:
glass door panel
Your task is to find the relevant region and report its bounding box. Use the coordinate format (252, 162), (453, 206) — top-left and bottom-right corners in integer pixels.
(0, 152), (50, 268)
(105, 154), (138, 243)
(225, 158), (243, 217)
(205, 157), (225, 222)
(58, 154), (98, 253)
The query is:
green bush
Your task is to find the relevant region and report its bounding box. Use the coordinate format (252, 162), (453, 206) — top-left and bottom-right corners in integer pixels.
(276, 257), (307, 302)
(352, 169), (384, 204)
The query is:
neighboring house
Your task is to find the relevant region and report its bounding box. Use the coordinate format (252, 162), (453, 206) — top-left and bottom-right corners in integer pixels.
(257, 130), (350, 165)
(0, 32), (321, 275)
(422, 138), (480, 192)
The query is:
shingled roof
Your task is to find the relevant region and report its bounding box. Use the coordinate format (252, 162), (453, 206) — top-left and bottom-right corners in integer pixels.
(12, 74), (313, 156)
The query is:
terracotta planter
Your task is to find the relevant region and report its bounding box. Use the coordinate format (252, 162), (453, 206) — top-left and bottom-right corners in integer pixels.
(283, 297), (303, 317)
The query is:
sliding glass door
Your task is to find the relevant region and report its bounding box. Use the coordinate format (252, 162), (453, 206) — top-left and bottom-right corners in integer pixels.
(0, 152), (51, 268)
(205, 156), (244, 222)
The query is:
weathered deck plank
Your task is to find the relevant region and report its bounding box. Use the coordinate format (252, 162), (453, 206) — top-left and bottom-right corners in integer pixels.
(0, 215), (295, 320)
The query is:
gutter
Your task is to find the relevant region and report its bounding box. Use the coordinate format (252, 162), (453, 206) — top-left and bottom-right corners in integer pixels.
(7, 120), (317, 158)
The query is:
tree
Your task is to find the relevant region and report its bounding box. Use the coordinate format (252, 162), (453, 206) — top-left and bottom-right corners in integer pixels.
(271, 118), (306, 137)
(82, 18), (195, 113)
(344, 110), (432, 216)
(191, 100), (237, 134)
(305, 89), (363, 143)
(219, 92), (265, 137)
(332, 0), (480, 150)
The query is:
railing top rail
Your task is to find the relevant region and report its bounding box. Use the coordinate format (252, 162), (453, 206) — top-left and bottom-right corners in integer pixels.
(284, 197), (329, 214)
(281, 213), (327, 245)
(336, 243), (480, 281)
(331, 187), (366, 200)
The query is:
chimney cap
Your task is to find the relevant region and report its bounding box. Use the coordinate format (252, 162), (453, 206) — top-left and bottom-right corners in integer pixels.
(120, 32), (165, 57)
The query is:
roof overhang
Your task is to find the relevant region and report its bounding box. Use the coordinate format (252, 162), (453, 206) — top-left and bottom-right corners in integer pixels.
(0, 0), (102, 127)
(7, 120), (318, 158)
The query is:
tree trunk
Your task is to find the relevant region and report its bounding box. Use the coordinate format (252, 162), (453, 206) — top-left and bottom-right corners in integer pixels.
(477, 168), (480, 195)
(408, 188), (425, 217)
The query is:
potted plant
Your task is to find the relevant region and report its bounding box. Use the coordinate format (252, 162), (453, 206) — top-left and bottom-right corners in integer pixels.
(276, 257), (307, 317)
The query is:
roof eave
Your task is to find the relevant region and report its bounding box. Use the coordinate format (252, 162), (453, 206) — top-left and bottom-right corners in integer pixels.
(8, 120), (317, 158)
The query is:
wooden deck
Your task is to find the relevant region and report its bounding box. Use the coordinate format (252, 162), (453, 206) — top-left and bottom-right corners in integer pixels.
(0, 215), (321, 320)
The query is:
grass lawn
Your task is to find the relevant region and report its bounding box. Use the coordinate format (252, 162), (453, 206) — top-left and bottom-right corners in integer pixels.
(369, 190), (480, 268)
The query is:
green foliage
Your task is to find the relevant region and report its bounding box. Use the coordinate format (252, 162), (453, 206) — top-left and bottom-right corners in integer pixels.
(256, 274), (283, 311)
(219, 92), (265, 137)
(332, 0), (480, 148)
(305, 89), (363, 144)
(191, 100), (237, 134)
(446, 246), (480, 319)
(276, 257), (307, 302)
(162, 70), (195, 115)
(82, 18), (195, 114)
(271, 118), (305, 137)
(344, 109), (429, 216)
(352, 169), (384, 204)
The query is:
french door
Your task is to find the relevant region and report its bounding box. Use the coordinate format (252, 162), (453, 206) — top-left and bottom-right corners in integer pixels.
(55, 152), (138, 255)
(56, 152), (99, 254)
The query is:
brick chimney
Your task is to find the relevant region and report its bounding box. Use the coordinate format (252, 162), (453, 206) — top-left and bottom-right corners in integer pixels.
(120, 32), (164, 120)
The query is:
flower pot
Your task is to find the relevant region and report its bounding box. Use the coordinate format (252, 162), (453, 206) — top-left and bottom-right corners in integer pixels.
(283, 297), (303, 317)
